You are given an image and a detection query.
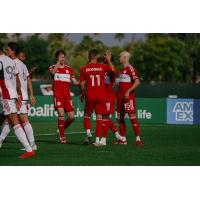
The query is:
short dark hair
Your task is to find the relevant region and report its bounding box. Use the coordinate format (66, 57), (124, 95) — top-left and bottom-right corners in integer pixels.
(0, 42), (3, 51)
(8, 42), (20, 55)
(88, 49), (99, 61)
(55, 50), (66, 59)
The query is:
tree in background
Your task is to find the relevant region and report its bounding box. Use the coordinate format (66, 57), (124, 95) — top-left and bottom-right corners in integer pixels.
(114, 33), (125, 46)
(19, 34), (52, 78)
(0, 33), (9, 46)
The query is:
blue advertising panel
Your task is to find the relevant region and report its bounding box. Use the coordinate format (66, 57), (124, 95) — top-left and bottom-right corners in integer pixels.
(167, 98), (193, 124)
(193, 99), (200, 124)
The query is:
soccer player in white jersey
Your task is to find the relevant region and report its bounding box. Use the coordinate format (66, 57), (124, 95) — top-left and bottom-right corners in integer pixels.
(0, 42), (37, 150)
(0, 42), (35, 158)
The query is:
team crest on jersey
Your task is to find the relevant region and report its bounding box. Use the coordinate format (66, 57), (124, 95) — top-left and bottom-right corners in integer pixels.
(57, 102), (61, 106)
(66, 70), (69, 73)
(123, 70), (127, 74)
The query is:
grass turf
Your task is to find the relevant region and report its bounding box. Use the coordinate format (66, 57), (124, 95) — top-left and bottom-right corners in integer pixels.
(0, 121), (200, 166)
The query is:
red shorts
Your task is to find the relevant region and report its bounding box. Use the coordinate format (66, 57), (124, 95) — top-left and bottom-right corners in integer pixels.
(84, 99), (107, 115)
(117, 96), (136, 114)
(54, 96), (74, 112)
(105, 101), (115, 115)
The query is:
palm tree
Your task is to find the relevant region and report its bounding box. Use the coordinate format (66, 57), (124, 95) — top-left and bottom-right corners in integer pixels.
(114, 33), (125, 46)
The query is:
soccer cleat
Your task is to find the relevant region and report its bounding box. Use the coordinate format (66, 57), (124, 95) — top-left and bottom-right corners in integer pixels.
(19, 151), (36, 159)
(93, 142), (100, 147)
(83, 136), (93, 145)
(21, 143), (37, 151)
(136, 140), (144, 146)
(60, 137), (67, 144)
(114, 139), (127, 145)
(99, 141), (106, 146)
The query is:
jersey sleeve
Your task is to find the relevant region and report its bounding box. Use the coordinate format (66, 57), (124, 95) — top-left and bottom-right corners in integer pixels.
(128, 66), (139, 81)
(80, 67), (85, 81)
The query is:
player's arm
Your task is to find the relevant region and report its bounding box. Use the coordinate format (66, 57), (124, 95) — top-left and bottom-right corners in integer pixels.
(16, 74), (22, 110)
(27, 76), (36, 106)
(80, 80), (85, 102)
(71, 77), (80, 86)
(29, 66), (37, 79)
(104, 50), (115, 72)
(124, 78), (140, 99)
(49, 64), (59, 75)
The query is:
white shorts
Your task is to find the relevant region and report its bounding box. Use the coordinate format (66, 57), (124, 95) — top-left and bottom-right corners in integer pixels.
(18, 101), (29, 114)
(2, 99), (18, 115)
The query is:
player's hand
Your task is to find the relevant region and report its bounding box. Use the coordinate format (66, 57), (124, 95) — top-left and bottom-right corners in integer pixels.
(30, 96), (36, 106)
(16, 98), (22, 111)
(104, 50), (112, 61)
(124, 91), (130, 99)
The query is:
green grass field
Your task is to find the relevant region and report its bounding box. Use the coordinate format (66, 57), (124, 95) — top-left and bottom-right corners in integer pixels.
(0, 121), (200, 166)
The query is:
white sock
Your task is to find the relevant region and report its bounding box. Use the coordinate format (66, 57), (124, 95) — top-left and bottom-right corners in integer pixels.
(23, 122), (35, 146)
(121, 136), (126, 141)
(0, 121), (11, 141)
(136, 136), (141, 141)
(86, 129), (92, 137)
(95, 137), (100, 143)
(100, 137), (106, 144)
(115, 132), (122, 140)
(13, 124), (32, 152)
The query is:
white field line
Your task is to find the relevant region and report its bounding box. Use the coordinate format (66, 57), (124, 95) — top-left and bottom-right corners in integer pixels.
(7, 131), (94, 138)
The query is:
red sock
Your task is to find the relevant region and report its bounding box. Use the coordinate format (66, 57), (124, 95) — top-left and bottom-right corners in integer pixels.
(102, 119), (109, 138)
(96, 119), (103, 137)
(109, 119), (118, 134)
(130, 116), (140, 136)
(58, 117), (65, 138)
(84, 116), (91, 130)
(64, 119), (73, 129)
(117, 116), (126, 137)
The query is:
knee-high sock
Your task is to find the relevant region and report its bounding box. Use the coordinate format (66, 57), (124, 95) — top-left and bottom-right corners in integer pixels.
(102, 119), (109, 138)
(0, 121), (11, 141)
(95, 118), (103, 138)
(109, 119), (118, 134)
(129, 115), (140, 136)
(13, 124), (32, 152)
(64, 119), (73, 129)
(22, 122), (35, 146)
(117, 113), (126, 137)
(58, 117), (65, 138)
(84, 116), (90, 130)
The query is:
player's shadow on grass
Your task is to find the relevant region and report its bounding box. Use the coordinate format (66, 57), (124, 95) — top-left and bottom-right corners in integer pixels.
(36, 139), (83, 145)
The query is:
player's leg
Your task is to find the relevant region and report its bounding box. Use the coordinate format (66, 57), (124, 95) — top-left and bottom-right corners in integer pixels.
(2, 99), (34, 158)
(83, 100), (93, 145)
(57, 108), (66, 144)
(19, 114), (37, 150)
(19, 101), (37, 150)
(54, 96), (66, 144)
(100, 114), (110, 145)
(116, 100), (127, 144)
(0, 118), (11, 148)
(93, 100), (106, 146)
(128, 99), (143, 146)
(106, 101), (122, 141)
(64, 100), (75, 129)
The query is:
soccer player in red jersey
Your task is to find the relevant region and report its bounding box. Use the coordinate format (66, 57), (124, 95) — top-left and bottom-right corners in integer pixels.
(116, 51), (143, 145)
(49, 50), (79, 144)
(80, 49), (114, 146)
(99, 55), (123, 145)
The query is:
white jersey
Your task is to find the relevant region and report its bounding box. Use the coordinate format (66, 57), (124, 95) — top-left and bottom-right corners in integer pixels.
(0, 54), (18, 99)
(13, 58), (29, 101)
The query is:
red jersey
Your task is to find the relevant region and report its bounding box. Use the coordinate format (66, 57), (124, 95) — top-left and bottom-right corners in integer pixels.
(104, 66), (117, 102)
(117, 65), (139, 100)
(49, 65), (74, 99)
(80, 63), (112, 101)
